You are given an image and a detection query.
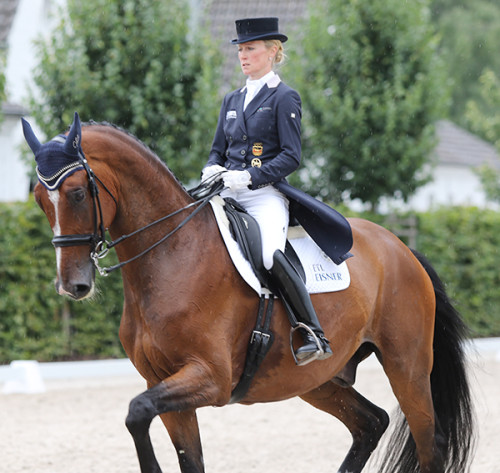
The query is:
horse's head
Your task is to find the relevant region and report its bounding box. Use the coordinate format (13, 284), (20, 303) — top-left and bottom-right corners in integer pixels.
(23, 112), (116, 300)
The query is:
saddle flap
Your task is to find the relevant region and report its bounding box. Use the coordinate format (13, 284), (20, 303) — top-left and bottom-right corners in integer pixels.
(224, 198), (267, 285)
(223, 198), (305, 287)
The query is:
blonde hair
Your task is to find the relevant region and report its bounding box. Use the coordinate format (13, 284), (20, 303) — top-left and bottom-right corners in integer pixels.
(265, 39), (286, 67)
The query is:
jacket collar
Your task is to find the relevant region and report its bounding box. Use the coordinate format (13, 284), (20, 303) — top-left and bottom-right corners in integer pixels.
(243, 83), (279, 118)
(243, 73), (281, 117)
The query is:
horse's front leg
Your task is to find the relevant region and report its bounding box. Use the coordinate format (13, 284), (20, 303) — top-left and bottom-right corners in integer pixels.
(160, 410), (204, 473)
(125, 365), (226, 473)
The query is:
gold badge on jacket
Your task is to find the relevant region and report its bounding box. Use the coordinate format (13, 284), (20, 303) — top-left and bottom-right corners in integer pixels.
(252, 142), (263, 157)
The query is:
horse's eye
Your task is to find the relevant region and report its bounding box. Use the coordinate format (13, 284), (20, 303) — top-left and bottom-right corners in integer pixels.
(69, 188), (86, 204)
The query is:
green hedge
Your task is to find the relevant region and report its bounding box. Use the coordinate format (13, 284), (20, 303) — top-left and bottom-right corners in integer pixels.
(0, 197), (124, 363)
(0, 199), (499, 363)
(417, 207), (500, 337)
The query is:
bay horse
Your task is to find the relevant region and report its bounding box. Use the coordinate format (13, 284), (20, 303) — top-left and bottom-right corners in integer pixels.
(23, 114), (475, 473)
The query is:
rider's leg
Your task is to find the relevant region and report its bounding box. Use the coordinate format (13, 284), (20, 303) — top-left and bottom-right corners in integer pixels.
(269, 249), (332, 362)
(235, 187), (332, 363)
(227, 186), (289, 270)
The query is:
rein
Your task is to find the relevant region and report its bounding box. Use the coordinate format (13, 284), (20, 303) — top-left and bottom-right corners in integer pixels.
(50, 137), (224, 276)
(93, 178), (224, 275)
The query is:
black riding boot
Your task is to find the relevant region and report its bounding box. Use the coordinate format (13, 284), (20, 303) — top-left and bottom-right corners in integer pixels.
(269, 250), (332, 364)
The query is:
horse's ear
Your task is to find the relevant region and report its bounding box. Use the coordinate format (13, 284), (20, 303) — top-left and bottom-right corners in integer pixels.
(64, 112), (82, 157)
(21, 118), (41, 154)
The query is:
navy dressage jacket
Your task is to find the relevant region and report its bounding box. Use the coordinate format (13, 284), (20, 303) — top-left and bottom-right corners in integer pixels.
(207, 77), (353, 264)
(207, 75), (301, 189)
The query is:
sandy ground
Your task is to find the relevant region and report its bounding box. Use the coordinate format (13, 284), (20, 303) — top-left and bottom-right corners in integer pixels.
(1, 350), (499, 473)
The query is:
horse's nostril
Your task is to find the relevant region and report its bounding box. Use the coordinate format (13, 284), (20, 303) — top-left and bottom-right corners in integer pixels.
(73, 284), (91, 299)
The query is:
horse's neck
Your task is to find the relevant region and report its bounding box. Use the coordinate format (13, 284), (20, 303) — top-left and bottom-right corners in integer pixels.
(110, 161), (220, 292)
(115, 170), (190, 233)
(99, 141), (193, 252)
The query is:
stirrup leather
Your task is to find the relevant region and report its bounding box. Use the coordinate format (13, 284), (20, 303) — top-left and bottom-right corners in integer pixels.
(290, 322), (325, 366)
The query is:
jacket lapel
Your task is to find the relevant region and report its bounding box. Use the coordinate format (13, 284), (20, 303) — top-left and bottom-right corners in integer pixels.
(236, 88), (248, 133)
(244, 84), (279, 118)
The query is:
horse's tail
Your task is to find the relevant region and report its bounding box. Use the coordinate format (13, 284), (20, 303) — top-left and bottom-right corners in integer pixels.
(380, 249), (476, 473)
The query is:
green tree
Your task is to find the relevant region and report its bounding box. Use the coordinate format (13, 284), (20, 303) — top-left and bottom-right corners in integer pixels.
(290, 0), (448, 210)
(474, 164), (500, 205)
(30, 0), (221, 182)
(465, 69), (500, 151)
(431, 0), (500, 125)
(464, 69), (500, 204)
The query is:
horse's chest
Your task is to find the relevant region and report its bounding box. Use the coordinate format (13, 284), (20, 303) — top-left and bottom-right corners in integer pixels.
(120, 312), (179, 384)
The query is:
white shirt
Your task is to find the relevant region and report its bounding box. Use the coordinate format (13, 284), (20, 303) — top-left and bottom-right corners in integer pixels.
(243, 71), (279, 110)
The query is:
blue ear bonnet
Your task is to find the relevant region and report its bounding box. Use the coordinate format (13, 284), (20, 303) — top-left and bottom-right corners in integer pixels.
(22, 112), (85, 191)
(33, 137), (85, 190)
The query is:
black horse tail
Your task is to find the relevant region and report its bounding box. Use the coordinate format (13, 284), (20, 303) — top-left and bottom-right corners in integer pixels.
(380, 249), (476, 473)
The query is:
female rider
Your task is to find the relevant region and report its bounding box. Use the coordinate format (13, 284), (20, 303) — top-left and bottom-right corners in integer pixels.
(202, 17), (332, 363)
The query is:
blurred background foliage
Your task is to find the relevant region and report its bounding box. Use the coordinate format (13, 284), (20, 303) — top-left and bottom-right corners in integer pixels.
(29, 0), (222, 183)
(289, 0), (448, 209)
(26, 0), (500, 199)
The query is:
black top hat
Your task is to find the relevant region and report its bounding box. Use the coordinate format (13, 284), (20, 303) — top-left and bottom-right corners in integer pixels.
(231, 17), (288, 44)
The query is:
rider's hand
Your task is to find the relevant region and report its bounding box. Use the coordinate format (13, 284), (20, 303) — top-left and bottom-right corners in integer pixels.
(201, 165), (226, 182)
(223, 170), (252, 191)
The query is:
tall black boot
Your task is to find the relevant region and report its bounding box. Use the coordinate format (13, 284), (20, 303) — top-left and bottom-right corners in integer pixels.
(269, 250), (332, 364)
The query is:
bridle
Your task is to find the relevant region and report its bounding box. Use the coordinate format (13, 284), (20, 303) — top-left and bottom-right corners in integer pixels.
(49, 136), (110, 254)
(50, 136), (223, 276)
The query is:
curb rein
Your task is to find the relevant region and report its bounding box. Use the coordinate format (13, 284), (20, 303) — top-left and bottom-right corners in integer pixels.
(51, 141), (224, 276)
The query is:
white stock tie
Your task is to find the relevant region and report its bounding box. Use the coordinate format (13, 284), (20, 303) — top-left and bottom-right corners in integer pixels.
(244, 82), (260, 110)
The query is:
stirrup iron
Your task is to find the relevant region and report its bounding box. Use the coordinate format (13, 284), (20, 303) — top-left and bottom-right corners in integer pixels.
(289, 322), (325, 366)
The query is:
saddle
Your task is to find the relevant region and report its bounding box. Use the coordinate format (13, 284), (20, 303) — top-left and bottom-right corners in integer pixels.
(223, 197), (306, 289)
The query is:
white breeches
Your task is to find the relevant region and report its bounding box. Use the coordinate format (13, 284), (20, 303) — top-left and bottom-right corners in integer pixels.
(221, 186), (289, 270)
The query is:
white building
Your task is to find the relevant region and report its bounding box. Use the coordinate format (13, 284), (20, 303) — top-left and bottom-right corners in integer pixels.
(408, 120), (500, 211)
(375, 120), (500, 213)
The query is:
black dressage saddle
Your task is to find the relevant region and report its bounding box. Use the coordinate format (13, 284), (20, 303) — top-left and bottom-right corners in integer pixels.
(223, 197), (306, 289)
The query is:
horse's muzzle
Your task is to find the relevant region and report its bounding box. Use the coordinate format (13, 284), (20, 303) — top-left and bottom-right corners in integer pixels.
(55, 263), (95, 300)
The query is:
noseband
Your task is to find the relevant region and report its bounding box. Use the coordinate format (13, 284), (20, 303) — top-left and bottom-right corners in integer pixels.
(50, 136), (223, 276)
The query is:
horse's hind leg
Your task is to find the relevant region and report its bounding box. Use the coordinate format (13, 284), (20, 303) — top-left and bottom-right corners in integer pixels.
(300, 381), (389, 473)
(383, 360), (446, 473)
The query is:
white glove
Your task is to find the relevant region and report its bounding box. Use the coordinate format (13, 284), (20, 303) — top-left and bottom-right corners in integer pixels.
(201, 164), (226, 182)
(223, 170), (252, 190)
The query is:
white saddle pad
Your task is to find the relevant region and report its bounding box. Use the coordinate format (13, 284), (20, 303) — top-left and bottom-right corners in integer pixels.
(210, 196), (350, 296)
